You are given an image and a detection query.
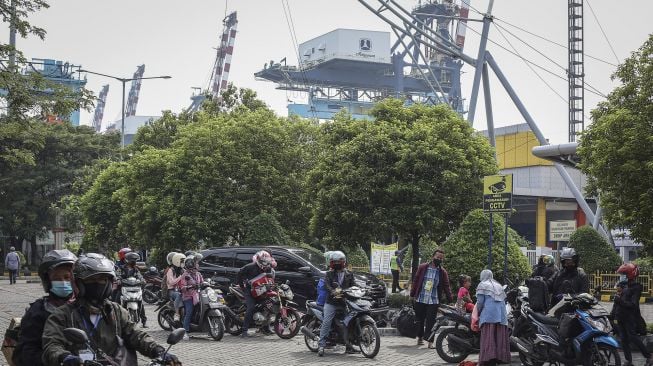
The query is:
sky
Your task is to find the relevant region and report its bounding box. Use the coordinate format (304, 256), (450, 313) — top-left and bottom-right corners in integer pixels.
(15, 0), (653, 144)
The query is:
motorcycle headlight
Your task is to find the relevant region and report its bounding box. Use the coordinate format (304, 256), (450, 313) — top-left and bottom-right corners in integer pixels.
(587, 317), (612, 333)
(207, 288), (218, 302)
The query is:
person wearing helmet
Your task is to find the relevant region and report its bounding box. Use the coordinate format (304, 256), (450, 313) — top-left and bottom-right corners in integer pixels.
(178, 256), (204, 340)
(118, 252), (148, 328)
(548, 247), (589, 306)
(614, 263), (652, 366)
(166, 253), (186, 323)
(235, 250), (276, 338)
(317, 250), (357, 356)
(531, 254), (558, 281)
(41, 253), (180, 366)
(161, 251), (177, 299)
(4, 246), (20, 284)
(116, 247), (132, 274)
(12, 250), (77, 366)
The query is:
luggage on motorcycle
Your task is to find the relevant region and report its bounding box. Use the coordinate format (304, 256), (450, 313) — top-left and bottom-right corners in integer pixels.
(316, 278), (328, 306)
(2, 317), (21, 366)
(558, 313), (581, 339)
(527, 277), (549, 312)
(250, 273), (274, 298)
(396, 305), (418, 338)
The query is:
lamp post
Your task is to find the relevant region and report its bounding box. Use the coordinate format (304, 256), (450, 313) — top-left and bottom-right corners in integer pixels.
(78, 69), (171, 148)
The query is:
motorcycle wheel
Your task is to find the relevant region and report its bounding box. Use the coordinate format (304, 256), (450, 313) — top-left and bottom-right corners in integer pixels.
(274, 309), (301, 339)
(128, 308), (139, 324)
(358, 320), (380, 359)
(435, 328), (471, 364)
(208, 316), (225, 341)
(224, 312), (242, 336)
(516, 328), (544, 366)
(142, 285), (159, 304)
(157, 308), (174, 331)
(303, 318), (320, 352)
(582, 343), (621, 366)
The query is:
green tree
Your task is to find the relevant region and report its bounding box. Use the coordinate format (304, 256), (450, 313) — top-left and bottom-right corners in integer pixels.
(307, 100), (497, 277)
(442, 209), (532, 289)
(578, 35), (653, 252)
(568, 226), (622, 274)
(242, 212), (290, 246)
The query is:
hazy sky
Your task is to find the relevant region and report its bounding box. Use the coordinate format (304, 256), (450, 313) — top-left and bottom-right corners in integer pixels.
(15, 0), (653, 143)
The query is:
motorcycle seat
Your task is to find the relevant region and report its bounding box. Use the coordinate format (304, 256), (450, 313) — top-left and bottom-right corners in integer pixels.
(307, 301), (324, 311)
(530, 310), (559, 326)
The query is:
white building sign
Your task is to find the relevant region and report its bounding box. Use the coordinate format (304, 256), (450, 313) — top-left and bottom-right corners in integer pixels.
(549, 220), (576, 242)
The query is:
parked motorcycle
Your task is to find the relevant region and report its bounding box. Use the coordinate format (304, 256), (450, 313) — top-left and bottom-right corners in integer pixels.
(62, 327), (184, 366)
(143, 267), (163, 305)
(511, 292), (621, 366)
(224, 277), (301, 339)
(300, 286), (381, 358)
(120, 276), (144, 324)
(156, 279), (226, 341)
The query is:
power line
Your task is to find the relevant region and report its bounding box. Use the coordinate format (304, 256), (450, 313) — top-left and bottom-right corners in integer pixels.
(586, 0), (620, 64)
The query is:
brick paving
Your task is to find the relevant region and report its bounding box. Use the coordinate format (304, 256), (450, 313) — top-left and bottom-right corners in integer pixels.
(0, 281), (650, 365)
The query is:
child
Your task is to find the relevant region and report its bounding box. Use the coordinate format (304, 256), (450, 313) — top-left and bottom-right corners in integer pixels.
(456, 275), (475, 315)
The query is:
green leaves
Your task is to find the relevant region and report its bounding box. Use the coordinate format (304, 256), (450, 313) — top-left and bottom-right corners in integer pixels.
(568, 226), (622, 274)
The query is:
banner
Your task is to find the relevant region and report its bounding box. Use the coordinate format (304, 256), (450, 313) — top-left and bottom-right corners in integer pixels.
(370, 242), (398, 275)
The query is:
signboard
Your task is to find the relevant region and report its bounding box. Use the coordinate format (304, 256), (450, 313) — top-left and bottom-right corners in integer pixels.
(370, 242), (398, 275)
(549, 220), (576, 241)
(483, 174), (513, 213)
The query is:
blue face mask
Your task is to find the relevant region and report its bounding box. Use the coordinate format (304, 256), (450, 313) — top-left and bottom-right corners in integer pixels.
(50, 280), (73, 298)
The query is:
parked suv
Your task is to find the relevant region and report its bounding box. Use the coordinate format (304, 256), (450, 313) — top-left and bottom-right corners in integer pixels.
(198, 246), (388, 317)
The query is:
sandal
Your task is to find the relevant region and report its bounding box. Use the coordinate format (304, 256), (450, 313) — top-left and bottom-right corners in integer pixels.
(427, 342), (436, 349)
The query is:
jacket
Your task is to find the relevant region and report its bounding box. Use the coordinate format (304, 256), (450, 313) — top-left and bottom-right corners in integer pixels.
(532, 264), (557, 281)
(548, 266), (589, 303)
(14, 297), (65, 366)
(5, 251), (20, 270)
(410, 263), (453, 303)
(179, 270), (203, 305)
(119, 266), (143, 280)
(236, 262), (270, 289)
(164, 266), (183, 291)
(614, 281), (646, 332)
(476, 293), (508, 326)
(41, 298), (163, 366)
(324, 269), (355, 305)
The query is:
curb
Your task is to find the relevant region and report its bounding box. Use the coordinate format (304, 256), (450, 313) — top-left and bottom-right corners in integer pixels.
(378, 328), (398, 336)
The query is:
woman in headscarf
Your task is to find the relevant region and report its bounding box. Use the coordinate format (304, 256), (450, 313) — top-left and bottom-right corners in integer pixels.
(476, 269), (510, 365)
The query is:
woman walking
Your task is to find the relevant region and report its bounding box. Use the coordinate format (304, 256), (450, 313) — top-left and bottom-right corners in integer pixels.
(476, 269), (510, 366)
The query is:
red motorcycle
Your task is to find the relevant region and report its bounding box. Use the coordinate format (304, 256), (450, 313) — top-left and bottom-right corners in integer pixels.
(224, 274), (301, 339)
(142, 266), (163, 304)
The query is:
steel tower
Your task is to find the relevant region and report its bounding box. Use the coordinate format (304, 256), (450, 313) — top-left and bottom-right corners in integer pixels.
(568, 0), (584, 142)
(92, 84), (109, 132)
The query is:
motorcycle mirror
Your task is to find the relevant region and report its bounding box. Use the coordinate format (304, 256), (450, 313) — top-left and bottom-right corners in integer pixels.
(63, 328), (89, 345)
(298, 266), (311, 275)
(167, 328), (186, 345)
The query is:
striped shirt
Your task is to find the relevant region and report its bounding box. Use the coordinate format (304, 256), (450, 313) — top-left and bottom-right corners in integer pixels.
(417, 266), (439, 305)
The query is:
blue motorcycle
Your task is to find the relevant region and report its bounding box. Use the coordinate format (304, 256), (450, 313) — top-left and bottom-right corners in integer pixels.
(511, 292), (621, 366)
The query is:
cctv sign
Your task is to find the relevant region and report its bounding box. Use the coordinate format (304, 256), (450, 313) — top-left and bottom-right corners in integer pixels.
(549, 220), (576, 242)
(483, 174), (513, 213)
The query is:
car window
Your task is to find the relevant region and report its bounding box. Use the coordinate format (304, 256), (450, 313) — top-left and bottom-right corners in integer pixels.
(202, 252), (233, 267)
(234, 252), (253, 268)
(286, 249), (326, 271)
(274, 254), (302, 272)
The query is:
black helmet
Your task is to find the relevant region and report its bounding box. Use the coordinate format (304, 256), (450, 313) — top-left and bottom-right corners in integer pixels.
(38, 249), (77, 292)
(560, 247), (579, 266)
(73, 253), (116, 300)
(125, 252), (140, 264)
(184, 256), (196, 270)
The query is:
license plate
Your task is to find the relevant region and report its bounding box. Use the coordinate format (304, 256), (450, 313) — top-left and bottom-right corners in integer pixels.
(376, 298), (387, 306)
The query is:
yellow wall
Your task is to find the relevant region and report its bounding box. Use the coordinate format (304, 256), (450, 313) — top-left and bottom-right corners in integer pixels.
(536, 197), (546, 247)
(495, 131), (552, 169)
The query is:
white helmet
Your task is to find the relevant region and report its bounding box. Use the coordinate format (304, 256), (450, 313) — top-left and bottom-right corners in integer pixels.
(166, 252), (178, 266)
(172, 253), (186, 268)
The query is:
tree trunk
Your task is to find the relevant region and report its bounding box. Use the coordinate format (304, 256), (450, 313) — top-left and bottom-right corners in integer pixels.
(411, 232), (420, 281)
(30, 235), (38, 267)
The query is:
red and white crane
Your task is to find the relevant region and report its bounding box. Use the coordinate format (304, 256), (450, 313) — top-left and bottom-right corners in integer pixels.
(92, 84), (109, 132)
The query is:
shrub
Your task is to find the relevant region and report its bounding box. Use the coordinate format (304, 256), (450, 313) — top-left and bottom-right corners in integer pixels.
(387, 293), (412, 309)
(442, 209), (532, 292)
(242, 212), (290, 247)
(346, 245), (370, 270)
(568, 226), (622, 274)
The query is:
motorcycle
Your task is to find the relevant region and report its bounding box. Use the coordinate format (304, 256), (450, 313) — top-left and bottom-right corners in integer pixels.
(300, 286), (381, 358)
(62, 327), (184, 366)
(511, 292), (621, 366)
(224, 276), (301, 339)
(120, 276), (144, 324)
(156, 279), (227, 341)
(143, 267), (163, 305)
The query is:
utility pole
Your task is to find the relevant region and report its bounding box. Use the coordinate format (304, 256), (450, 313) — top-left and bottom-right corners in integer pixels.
(8, 0), (16, 68)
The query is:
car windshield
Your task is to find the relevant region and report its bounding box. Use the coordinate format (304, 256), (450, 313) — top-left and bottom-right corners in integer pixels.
(287, 249), (327, 271)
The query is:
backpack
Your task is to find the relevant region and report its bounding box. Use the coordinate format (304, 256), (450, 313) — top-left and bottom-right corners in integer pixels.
(2, 317), (21, 366)
(527, 277), (549, 312)
(316, 278), (328, 306)
(395, 305), (418, 338)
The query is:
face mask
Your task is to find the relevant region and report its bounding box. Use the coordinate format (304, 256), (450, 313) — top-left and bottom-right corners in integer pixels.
(50, 281), (73, 298)
(619, 274), (628, 282)
(83, 282), (110, 304)
(332, 263), (343, 271)
(433, 259), (442, 266)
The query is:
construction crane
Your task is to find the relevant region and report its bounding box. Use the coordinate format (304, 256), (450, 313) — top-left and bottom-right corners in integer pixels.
(188, 11), (238, 112)
(568, 0), (584, 142)
(92, 84), (109, 132)
(125, 64), (145, 117)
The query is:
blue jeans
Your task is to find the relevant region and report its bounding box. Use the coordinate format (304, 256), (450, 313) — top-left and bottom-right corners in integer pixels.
(183, 299), (194, 332)
(169, 290), (182, 309)
(319, 303), (338, 347)
(242, 290), (256, 333)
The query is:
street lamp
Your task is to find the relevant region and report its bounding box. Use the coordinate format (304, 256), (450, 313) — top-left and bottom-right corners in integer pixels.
(78, 69), (171, 148)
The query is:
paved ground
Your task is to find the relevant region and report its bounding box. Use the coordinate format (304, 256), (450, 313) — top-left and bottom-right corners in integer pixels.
(0, 281), (649, 365)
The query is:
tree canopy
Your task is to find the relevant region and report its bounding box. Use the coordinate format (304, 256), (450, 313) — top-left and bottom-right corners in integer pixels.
(307, 99), (497, 276)
(578, 34), (653, 253)
(568, 226), (622, 273)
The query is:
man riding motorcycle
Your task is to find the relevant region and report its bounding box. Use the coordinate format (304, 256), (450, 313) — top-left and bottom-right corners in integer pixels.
(119, 251), (148, 328)
(531, 254), (557, 281)
(318, 250), (358, 357)
(548, 247), (589, 307)
(41, 253), (179, 366)
(235, 250), (276, 338)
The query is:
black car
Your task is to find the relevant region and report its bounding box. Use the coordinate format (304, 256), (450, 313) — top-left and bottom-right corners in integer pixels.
(198, 246), (388, 316)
